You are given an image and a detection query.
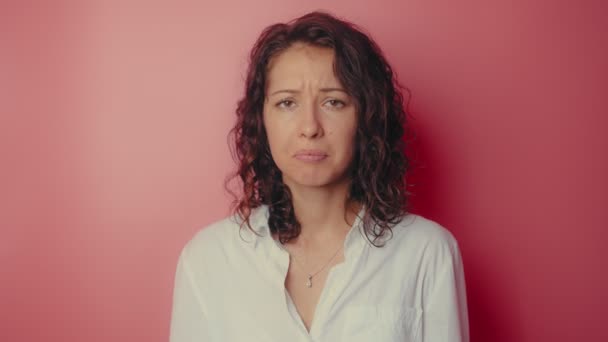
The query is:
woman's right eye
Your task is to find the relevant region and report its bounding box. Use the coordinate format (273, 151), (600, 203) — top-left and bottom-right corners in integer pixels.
(276, 99), (295, 109)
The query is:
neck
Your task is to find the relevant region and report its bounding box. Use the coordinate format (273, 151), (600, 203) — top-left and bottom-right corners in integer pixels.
(283, 177), (362, 247)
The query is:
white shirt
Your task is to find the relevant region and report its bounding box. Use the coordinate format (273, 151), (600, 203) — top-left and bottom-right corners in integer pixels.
(170, 204), (469, 342)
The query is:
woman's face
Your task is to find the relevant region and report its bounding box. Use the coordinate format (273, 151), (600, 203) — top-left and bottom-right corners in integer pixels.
(263, 42), (358, 190)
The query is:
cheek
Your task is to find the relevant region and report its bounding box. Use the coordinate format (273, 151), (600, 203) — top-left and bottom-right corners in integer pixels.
(263, 114), (278, 144)
(333, 121), (357, 150)
(265, 123), (284, 149)
(264, 117), (290, 163)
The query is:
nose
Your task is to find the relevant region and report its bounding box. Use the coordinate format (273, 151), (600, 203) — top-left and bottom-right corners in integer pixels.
(299, 102), (324, 139)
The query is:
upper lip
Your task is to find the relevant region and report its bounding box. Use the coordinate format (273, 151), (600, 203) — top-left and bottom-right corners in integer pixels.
(293, 149), (328, 157)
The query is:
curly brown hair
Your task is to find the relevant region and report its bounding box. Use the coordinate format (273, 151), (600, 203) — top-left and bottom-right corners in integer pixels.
(225, 10), (414, 247)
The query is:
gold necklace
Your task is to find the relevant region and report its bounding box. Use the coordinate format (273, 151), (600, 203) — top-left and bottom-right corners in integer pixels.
(281, 243), (344, 288)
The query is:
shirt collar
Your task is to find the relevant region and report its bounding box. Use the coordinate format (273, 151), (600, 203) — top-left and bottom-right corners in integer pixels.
(237, 204), (369, 256)
(233, 204), (269, 249)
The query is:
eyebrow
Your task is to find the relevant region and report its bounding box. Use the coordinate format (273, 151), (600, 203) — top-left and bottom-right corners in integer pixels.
(268, 88), (348, 96)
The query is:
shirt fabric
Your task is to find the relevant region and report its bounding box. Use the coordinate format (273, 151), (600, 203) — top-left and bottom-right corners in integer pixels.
(169, 204), (469, 342)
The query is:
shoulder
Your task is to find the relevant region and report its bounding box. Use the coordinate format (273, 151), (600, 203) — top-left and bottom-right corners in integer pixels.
(386, 213), (463, 262)
(179, 214), (242, 263)
(395, 214), (459, 246)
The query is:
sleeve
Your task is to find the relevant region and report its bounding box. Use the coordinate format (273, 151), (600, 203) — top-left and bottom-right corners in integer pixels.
(169, 247), (210, 342)
(421, 237), (470, 342)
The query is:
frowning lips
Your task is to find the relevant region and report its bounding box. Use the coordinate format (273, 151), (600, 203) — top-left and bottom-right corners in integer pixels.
(293, 149), (328, 161)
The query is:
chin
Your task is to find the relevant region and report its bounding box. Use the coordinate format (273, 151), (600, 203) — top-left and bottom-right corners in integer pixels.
(283, 172), (347, 189)
(291, 179), (332, 188)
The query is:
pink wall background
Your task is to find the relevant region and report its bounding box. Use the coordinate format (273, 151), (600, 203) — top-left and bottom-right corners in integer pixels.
(2, 0), (606, 341)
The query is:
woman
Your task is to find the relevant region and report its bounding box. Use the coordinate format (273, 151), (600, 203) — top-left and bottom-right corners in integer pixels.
(170, 11), (469, 342)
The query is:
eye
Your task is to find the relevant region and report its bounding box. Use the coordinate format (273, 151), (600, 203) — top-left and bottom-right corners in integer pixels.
(276, 99), (296, 109)
(325, 99), (346, 109)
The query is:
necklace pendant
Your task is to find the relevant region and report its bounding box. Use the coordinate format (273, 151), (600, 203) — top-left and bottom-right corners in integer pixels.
(306, 275), (312, 288)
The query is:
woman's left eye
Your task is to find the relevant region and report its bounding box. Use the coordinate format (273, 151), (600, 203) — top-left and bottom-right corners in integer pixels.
(325, 99), (345, 108)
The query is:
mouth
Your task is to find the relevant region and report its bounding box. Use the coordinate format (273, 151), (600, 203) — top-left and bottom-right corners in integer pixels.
(293, 150), (328, 162)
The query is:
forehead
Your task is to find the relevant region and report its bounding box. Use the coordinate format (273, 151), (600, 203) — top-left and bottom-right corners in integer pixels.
(265, 43), (340, 90)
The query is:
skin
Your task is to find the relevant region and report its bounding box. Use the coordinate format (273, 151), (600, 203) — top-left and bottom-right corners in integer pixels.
(263, 41), (361, 247)
(262, 42), (363, 331)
